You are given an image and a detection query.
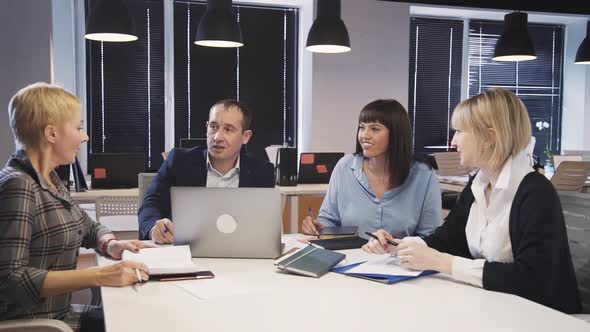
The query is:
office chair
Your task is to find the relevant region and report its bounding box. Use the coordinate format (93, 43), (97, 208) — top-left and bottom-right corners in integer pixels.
(433, 152), (472, 176)
(551, 161), (590, 192)
(433, 152), (470, 210)
(138, 173), (157, 205)
(95, 196), (139, 241)
(559, 191), (590, 321)
(0, 319), (73, 332)
(553, 155), (583, 172)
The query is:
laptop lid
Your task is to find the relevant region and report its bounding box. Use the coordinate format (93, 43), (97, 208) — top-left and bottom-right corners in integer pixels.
(298, 152), (344, 184)
(171, 187), (282, 259)
(89, 153), (146, 189)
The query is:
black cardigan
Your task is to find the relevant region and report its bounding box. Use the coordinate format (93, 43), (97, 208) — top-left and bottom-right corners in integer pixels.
(425, 172), (581, 314)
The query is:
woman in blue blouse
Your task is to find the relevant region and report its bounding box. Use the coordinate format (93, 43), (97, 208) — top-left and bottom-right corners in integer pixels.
(301, 99), (442, 239)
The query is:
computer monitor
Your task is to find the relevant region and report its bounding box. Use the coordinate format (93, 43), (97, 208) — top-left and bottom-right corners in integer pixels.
(89, 153), (146, 189)
(298, 152), (344, 184)
(179, 138), (206, 148)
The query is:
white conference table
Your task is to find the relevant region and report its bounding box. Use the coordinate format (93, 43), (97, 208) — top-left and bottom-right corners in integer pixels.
(97, 245), (589, 332)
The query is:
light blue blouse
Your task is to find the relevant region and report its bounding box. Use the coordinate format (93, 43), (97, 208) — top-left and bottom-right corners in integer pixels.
(317, 154), (442, 239)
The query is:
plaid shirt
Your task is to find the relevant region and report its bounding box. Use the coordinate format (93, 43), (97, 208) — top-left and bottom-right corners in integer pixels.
(0, 150), (111, 320)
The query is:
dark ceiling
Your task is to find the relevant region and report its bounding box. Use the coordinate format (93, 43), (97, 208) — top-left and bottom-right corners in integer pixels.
(378, 1), (590, 16)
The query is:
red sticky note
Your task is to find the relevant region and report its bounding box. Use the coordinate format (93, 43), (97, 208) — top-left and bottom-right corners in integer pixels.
(316, 164), (328, 174)
(301, 153), (315, 165)
(94, 168), (107, 179)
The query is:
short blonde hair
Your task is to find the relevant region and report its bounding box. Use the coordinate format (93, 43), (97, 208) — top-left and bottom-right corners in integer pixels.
(451, 88), (532, 171)
(8, 82), (80, 150)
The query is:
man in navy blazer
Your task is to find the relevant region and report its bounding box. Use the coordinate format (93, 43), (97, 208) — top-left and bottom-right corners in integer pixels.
(138, 100), (275, 242)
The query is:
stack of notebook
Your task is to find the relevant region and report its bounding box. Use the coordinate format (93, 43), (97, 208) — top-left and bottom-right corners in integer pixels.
(275, 245), (346, 278)
(308, 226), (368, 250)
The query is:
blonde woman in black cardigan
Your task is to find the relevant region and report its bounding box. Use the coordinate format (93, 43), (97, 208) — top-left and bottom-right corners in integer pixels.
(364, 88), (581, 314)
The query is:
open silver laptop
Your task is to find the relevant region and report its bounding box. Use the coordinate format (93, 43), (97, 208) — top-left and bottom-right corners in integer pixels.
(171, 187), (282, 258)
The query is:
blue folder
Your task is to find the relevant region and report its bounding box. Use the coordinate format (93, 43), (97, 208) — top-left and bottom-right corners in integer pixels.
(331, 261), (437, 284)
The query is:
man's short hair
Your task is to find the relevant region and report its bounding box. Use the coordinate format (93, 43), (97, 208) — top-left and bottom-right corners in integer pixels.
(212, 99), (252, 131)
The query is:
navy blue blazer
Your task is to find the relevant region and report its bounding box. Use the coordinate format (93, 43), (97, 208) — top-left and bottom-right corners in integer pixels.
(138, 146), (275, 239)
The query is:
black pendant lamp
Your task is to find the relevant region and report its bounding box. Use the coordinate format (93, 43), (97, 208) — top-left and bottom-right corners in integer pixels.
(195, 0), (243, 48)
(493, 12), (536, 62)
(306, 0), (351, 53)
(85, 0), (137, 42)
(575, 21), (590, 64)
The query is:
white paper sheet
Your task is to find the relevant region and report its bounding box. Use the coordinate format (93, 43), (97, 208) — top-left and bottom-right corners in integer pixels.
(345, 255), (422, 276)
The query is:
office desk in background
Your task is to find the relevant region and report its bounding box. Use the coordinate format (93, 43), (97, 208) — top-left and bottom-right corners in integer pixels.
(70, 185), (329, 234)
(96, 241), (589, 332)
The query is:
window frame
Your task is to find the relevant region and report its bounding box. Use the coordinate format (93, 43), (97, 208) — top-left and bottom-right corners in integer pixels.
(76, 0), (314, 174)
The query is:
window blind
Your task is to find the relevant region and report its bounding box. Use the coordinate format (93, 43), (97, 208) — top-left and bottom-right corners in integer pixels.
(86, 0), (165, 171)
(468, 20), (564, 161)
(173, 1), (298, 161)
(408, 17), (464, 155)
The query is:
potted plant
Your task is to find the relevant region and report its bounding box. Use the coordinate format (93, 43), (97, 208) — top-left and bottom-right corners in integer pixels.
(536, 121), (553, 172)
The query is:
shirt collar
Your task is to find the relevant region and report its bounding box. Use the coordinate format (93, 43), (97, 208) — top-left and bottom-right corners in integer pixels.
(206, 153), (240, 177)
(350, 153), (365, 180)
(8, 149), (66, 194)
(473, 136), (536, 192)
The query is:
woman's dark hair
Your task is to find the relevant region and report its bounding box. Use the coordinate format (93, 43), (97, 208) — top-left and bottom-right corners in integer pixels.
(355, 99), (413, 188)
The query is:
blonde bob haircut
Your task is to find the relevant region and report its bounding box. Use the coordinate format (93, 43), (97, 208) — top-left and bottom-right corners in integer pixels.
(451, 88), (532, 171)
(8, 82), (80, 150)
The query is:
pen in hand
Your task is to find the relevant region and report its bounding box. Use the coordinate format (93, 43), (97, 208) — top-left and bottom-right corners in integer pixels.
(308, 207), (320, 238)
(135, 268), (143, 283)
(364, 232), (399, 246)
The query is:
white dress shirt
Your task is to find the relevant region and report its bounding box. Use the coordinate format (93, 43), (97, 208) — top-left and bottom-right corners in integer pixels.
(206, 154), (240, 188)
(149, 154), (240, 239)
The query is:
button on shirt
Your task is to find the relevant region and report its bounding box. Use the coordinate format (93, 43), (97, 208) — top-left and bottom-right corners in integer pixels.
(451, 139), (536, 287)
(206, 155), (240, 188)
(317, 154), (442, 238)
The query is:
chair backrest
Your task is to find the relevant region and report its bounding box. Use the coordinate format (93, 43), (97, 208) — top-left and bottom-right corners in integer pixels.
(553, 155), (583, 171)
(551, 161), (590, 192)
(95, 196), (139, 221)
(433, 152), (471, 176)
(558, 191), (590, 313)
(0, 319), (73, 332)
(138, 172), (157, 205)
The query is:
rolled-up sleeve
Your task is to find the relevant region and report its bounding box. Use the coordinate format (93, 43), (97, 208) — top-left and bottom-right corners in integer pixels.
(0, 177), (47, 309)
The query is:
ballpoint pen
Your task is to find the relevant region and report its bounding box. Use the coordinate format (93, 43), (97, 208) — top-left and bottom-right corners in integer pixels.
(135, 268), (143, 283)
(308, 207), (320, 239)
(364, 231), (399, 246)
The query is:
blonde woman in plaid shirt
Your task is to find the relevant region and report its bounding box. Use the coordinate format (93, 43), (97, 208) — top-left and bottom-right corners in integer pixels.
(0, 83), (154, 331)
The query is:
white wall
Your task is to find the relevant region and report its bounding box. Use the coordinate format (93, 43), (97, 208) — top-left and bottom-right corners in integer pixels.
(310, 0), (410, 153)
(562, 20), (590, 151)
(0, 0), (53, 162)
